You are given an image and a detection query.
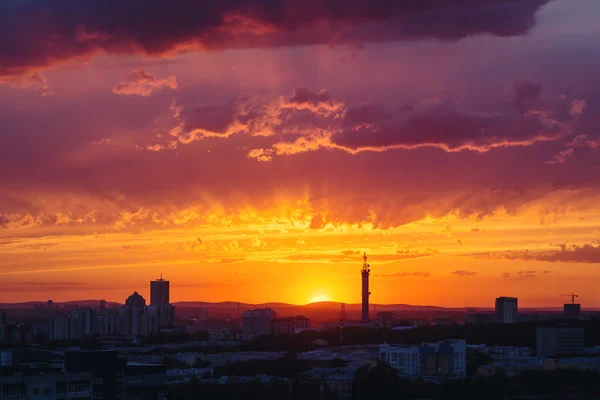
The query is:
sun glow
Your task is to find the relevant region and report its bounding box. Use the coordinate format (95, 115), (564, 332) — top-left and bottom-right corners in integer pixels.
(308, 293), (331, 304)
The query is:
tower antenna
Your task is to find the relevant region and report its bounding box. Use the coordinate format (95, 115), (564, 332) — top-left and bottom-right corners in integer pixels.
(361, 252), (371, 323)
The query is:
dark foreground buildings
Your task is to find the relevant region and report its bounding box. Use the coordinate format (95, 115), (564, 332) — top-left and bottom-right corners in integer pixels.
(0, 349), (166, 400)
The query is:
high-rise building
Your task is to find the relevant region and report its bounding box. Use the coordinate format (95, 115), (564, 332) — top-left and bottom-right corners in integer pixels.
(121, 292), (148, 336)
(96, 311), (123, 336)
(69, 308), (96, 339)
(50, 316), (70, 341)
(361, 253), (371, 323)
(536, 327), (584, 357)
(242, 309), (276, 341)
(380, 340), (467, 378)
(495, 297), (518, 324)
(150, 275), (170, 306)
(148, 275), (176, 332)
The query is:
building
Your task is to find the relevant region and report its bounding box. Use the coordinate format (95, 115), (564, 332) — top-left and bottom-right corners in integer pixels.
(208, 328), (235, 343)
(466, 313), (498, 324)
(0, 311), (6, 344)
(0, 349), (167, 400)
(272, 316), (311, 335)
(49, 316), (70, 341)
(96, 310), (124, 336)
(361, 253), (371, 323)
(536, 327), (584, 357)
(69, 308), (95, 339)
(148, 275), (176, 332)
(495, 297), (518, 324)
(150, 275), (170, 306)
(121, 291), (149, 336)
(564, 303), (581, 316)
(380, 340), (467, 378)
(242, 309), (276, 341)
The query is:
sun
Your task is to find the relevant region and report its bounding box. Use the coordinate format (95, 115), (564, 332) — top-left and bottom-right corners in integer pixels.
(308, 293), (331, 304)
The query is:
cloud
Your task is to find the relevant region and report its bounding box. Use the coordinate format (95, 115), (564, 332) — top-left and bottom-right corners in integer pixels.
(91, 138), (112, 146)
(249, 237), (267, 248)
(332, 98), (567, 154)
(452, 270), (476, 277)
(377, 271), (431, 278)
(121, 245), (146, 251)
(480, 242), (600, 264)
(0, 72), (49, 90)
(0, 1), (549, 83)
(281, 88), (344, 115)
(281, 248), (437, 264)
(112, 68), (177, 96)
(569, 100), (588, 117)
(546, 134), (598, 164)
(2, 281), (90, 292)
(150, 85), (569, 159)
(501, 270), (544, 280)
(513, 80), (542, 113)
(248, 148), (273, 162)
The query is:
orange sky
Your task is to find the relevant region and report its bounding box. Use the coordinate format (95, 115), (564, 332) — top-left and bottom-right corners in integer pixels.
(2, 188), (600, 307)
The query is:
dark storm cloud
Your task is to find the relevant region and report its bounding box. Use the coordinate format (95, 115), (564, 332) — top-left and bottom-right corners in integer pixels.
(332, 99), (566, 152)
(0, 0), (550, 81)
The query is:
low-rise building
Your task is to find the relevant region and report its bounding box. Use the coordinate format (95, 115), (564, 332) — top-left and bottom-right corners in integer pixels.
(242, 309), (276, 341)
(380, 340), (466, 378)
(272, 316), (311, 335)
(536, 327), (584, 357)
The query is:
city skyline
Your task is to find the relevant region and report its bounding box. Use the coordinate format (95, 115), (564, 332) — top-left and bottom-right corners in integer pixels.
(1, 0), (600, 307)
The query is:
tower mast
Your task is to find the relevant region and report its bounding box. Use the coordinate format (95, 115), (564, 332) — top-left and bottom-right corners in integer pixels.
(361, 252), (371, 323)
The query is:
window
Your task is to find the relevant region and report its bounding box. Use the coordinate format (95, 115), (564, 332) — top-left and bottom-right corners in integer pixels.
(44, 388), (51, 396)
(33, 388), (39, 396)
(93, 377), (104, 385)
(69, 385), (89, 394)
(129, 375), (142, 383)
(4, 387), (26, 397)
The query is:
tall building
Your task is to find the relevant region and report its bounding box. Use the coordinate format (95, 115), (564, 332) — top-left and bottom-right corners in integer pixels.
(148, 275), (176, 332)
(121, 291), (148, 336)
(495, 297), (518, 324)
(150, 274), (170, 306)
(380, 340), (467, 378)
(242, 308), (276, 341)
(361, 252), (371, 323)
(50, 316), (70, 341)
(69, 308), (96, 339)
(536, 327), (584, 357)
(96, 311), (123, 336)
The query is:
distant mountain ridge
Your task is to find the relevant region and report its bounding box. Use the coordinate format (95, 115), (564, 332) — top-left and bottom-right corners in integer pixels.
(0, 300), (587, 312)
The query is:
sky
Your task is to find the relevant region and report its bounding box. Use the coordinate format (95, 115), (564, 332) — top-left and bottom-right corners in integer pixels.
(1, 0), (600, 307)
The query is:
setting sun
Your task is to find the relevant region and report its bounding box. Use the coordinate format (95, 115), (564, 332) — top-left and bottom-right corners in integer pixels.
(308, 293), (332, 304)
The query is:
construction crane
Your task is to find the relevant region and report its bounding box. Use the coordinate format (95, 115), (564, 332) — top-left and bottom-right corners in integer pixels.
(559, 293), (579, 304)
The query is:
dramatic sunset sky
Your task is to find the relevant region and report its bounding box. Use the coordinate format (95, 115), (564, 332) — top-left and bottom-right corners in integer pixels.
(1, 0), (599, 307)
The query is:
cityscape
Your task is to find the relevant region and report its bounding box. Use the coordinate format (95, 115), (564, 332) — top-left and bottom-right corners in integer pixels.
(2, 254), (600, 399)
(2, 0), (600, 399)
